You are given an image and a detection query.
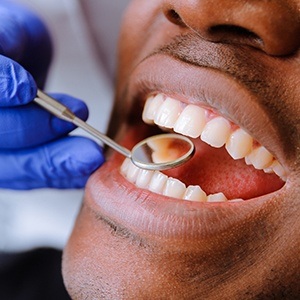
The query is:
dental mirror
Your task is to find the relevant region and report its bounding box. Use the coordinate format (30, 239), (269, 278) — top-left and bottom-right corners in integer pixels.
(34, 90), (195, 171)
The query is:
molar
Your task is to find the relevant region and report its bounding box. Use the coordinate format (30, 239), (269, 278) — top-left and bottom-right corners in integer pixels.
(264, 160), (287, 180)
(207, 192), (228, 202)
(245, 146), (273, 170)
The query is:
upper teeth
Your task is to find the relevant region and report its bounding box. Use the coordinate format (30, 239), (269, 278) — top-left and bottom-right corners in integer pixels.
(142, 93), (287, 179)
(120, 93), (287, 203)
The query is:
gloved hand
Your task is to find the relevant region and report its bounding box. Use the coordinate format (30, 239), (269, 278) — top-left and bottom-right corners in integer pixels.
(0, 1), (105, 189)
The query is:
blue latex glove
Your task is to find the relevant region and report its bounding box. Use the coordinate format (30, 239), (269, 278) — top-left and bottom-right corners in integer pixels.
(0, 2), (105, 189)
(0, 0), (52, 87)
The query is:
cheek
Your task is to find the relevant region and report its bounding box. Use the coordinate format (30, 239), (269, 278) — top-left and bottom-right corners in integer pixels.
(118, 0), (177, 81)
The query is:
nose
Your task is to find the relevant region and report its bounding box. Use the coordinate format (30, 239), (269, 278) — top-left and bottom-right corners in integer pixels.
(163, 0), (300, 56)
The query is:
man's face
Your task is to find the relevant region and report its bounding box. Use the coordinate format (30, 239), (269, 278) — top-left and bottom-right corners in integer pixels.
(63, 1), (300, 298)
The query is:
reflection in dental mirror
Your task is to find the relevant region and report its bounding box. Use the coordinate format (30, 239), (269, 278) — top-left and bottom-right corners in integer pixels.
(131, 134), (195, 170)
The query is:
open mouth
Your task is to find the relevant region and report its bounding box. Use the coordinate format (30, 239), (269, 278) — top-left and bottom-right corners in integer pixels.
(120, 92), (286, 203)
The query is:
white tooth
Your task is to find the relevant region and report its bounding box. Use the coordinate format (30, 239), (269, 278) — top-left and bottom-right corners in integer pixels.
(174, 105), (206, 138)
(201, 117), (231, 148)
(263, 167), (273, 174)
(228, 199), (245, 203)
(120, 158), (130, 174)
(207, 192), (228, 202)
(136, 169), (154, 188)
(245, 155), (252, 165)
(225, 128), (253, 159)
(148, 171), (168, 194)
(183, 185), (207, 202)
(163, 178), (186, 198)
(154, 97), (182, 128)
(126, 161), (140, 182)
(142, 96), (155, 124)
(142, 94), (164, 124)
(245, 146), (273, 170)
(269, 160), (287, 180)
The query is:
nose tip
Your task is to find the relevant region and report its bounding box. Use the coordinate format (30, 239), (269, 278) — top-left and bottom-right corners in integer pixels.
(163, 0), (300, 56)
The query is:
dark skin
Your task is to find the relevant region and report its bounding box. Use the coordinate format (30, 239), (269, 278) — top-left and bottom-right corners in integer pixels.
(63, 1), (300, 299)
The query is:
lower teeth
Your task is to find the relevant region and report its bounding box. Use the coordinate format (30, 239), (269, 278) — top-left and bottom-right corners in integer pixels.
(120, 158), (244, 203)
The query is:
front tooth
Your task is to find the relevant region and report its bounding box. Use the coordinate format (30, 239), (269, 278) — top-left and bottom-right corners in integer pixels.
(163, 178), (186, 198)
(126, 161), (140, 182)
(245, 146), (273, 169)
(183, 185), (207, 202)
(148, 171), (168, 193)
(120, 158), (130, 174)
(201, 117), (231, 148)
(174, 105), (207, 138)
(154, 97), (182, 128)
(207, 192), (228, 202)
(142, 94), (164, 124)
(225, 128), (253, 159)
(136, 169), (153, 188)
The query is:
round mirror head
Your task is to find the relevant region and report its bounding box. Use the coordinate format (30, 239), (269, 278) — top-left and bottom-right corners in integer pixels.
(131, 133), (195, 171)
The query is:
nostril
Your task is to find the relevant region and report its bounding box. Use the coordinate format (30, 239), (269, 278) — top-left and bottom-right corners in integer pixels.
(165, 9), (185, 27)
(163, 2), (299, 56)
(210, 25), (259, 40)
(208, 25), (264, 49)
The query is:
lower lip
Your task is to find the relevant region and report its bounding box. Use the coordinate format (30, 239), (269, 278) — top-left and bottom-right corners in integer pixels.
(85, 151), (284, 241)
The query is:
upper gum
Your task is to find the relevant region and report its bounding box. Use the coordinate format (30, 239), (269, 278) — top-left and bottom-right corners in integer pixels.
(146, 93), (236, 127)
(144, 93), (243, 136)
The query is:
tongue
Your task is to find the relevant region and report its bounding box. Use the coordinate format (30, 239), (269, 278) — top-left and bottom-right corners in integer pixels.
(163, 139), (284, 200)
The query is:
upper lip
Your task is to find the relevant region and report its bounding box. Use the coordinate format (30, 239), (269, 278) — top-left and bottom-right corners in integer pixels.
(125, 52), (288, 170)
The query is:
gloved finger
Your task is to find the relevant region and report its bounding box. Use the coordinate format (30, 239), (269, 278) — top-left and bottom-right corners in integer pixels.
(0, 56), (37, 106)
(0, 136), (105, 190)
(0, 93), (89, 149)
(0, 1), (52, 87)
